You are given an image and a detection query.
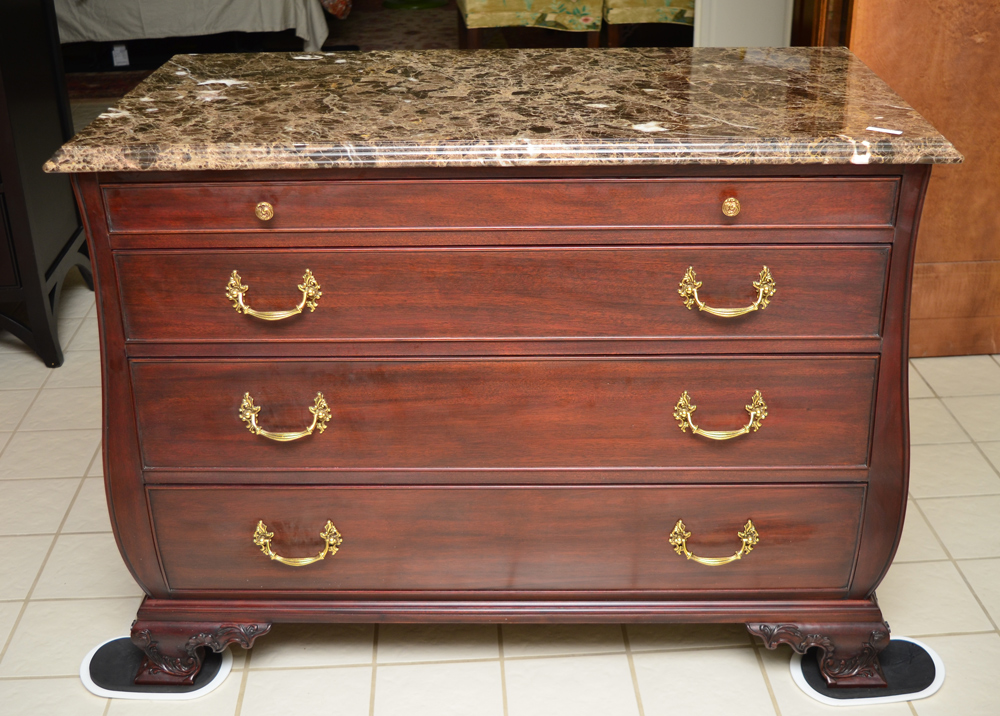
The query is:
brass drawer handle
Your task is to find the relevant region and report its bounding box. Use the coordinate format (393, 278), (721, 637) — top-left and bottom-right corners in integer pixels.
(722, 197), (741, 217)
(678, 266), (776, 317)
(255, 201), (275, 221)
(669, 519), (759, 566)
(226, 269), (322, 321)
(239, 392), (331, 442)
(673, 390), (767, 440)
(253, 520), (342, 566)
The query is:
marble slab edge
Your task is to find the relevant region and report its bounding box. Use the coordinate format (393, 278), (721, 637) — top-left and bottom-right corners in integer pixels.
(44, 137), (961, 174)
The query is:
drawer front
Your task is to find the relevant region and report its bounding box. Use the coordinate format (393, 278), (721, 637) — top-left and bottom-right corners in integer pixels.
(148, 484), (865, 593)
(103, 178), (898, 233)
(116, 246), (889, 343)
(131, 357), (876, 470)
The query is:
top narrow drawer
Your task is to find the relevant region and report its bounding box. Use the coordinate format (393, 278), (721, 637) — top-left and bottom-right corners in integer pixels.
(102, 178), (899, 233)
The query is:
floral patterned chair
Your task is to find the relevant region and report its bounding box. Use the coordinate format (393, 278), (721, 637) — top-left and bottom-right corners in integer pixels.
(456, 0), (603, 48)
(603, 0), (693, 46)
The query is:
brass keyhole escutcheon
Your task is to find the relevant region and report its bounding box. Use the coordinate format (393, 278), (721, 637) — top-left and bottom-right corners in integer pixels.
(722, 197), (741, 217)
(255, 201), (275, 221)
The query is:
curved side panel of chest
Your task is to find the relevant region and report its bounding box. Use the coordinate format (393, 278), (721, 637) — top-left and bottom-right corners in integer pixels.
(73, 173), (168, 598)
(849, 164), (930, 599)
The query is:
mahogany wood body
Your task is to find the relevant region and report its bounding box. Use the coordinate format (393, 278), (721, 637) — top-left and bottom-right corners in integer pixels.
(71, 162), (930, 688)
(116, 246), (889, 344)
(131, 357), (876, 471)
(149, 484), (865, 594)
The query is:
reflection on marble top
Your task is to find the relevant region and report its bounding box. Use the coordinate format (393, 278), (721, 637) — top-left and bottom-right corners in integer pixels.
(46, 47), (961, 173)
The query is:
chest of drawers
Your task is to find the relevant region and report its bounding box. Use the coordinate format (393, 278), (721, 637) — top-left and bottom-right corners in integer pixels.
(49, 48), (960, 689)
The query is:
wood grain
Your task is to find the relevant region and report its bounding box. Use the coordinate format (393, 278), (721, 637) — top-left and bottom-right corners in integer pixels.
(148, 484), (865, 593)
(115, 246), (889, 344)
(69, 161), (930, 687)
(130, 356), (877, 471)
(102, 177), (899, 233)
(136, 596), (886, 623)
(851, 0), (1000, 355)
(911, 317), (1000, 357)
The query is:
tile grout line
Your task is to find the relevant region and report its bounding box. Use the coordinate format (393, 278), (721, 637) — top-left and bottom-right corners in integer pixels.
(250, 656), (503, 672)
(232, 644), (254, 716)
(910, 362), (1000, 483)
(14, 427), (107, 434)
(23, 444), (108, 607)
(909, 363), (1000, 636)
(952, 563), (1000, 634)
(239, 642), (759, 673)
(0, 327), (98, 474)
(886, 628), (996, 639)
(952, 555), (1000, 564)
(0, 371), (48, 463)
(497, 625), (508, 716)
(621, 625), (645, 716)
(0, 442), (99, 669)
(0, 475), (102, 483)
(914, 492), (1000, 502)
(368, 624), (379, 716)
(56, 312), (91, 357)
(20, 593), (144, 605)
(501, 649), (632, 662)
(0, 674), (96, 681)
(893, 557), (956, 565)
(1, 531), (112, 540)
(751, 642), (782, 716)
(908, 498), (999, 636)
(908, 698), (920, 716)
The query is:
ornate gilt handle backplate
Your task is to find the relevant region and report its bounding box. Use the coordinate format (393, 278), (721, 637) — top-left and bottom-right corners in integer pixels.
(678, 266), (775, 317)
(253, 520), (342, 567)
(226, 269), (321, 321)
(673, 390), (767, 441)
(669, 519), (759, 566)
(239, 392), (331, 442)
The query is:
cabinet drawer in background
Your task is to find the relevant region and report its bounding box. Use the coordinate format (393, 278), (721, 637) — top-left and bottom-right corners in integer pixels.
(116, 246), (889, 344)
(148, 484), (865, 594)
(131, 357), (877, 472)
(103, 178), (898, 233)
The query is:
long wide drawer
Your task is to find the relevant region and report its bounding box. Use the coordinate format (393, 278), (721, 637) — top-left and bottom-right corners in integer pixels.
(148, 484), (865, 593)
(116, 246), (889, 343)
(131, 357), (877, 471)
(103, 178), (898, 233)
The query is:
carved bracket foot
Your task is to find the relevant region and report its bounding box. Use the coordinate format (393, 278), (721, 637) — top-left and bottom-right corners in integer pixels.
(130, 620), (272, 685)
(747, 621), (890, 688)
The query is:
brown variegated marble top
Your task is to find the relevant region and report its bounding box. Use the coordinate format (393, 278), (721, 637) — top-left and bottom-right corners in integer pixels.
(45, 47), (961, 172)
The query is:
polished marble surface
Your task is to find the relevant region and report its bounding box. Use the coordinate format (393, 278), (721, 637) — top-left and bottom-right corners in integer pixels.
(46, 47), (961, 173)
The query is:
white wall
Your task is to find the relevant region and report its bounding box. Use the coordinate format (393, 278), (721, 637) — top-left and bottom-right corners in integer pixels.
(694, 0), (795, 47)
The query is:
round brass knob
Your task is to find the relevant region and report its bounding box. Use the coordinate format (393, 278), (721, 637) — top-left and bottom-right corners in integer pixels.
(255, 202), (275, 221)
(722, 197), (741, 217)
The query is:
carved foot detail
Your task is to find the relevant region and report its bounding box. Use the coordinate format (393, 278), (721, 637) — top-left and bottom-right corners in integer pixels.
(130, 620), (271, 685)
(747, 622), (890, 688)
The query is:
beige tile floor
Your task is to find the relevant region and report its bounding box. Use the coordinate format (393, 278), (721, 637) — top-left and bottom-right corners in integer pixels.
(2, 272), (1000, 714)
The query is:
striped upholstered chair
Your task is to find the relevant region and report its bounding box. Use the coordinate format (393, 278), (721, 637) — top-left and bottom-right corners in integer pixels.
(457, 0), (603, 48)
(603, 0), (693, 46)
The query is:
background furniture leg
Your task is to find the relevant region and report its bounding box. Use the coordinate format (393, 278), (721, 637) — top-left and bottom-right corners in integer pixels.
(457, 11), (484, 49)
(607, 24), (621, 47)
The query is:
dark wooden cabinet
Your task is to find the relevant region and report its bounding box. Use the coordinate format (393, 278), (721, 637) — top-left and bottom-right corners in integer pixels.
(0, 0), (92, 366)
(71, 160), (930, 689)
